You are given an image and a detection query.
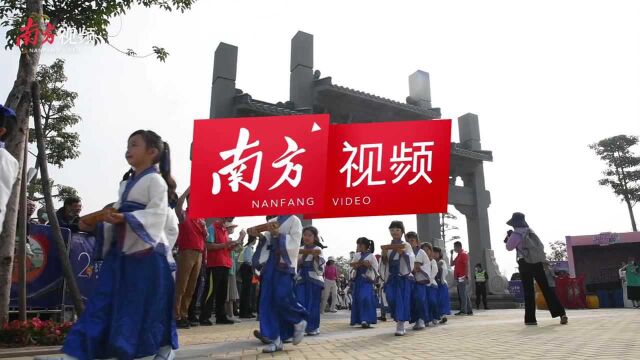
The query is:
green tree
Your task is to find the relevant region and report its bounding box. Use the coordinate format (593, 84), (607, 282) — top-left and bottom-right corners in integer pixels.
(334, 256), (351, 278)
(27, 177), (78, 206)
(441, 212), (461, 244)
(0, 0), (196, 325)
(29, 58), (80, 168)
(546, 240), (567, 262)
(589, 135), (640, 232)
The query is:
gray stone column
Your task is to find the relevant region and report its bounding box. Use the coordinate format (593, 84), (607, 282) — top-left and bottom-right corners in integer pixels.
(210, 43), (238, 118)
(290, 31), (314, 228)
(457, 113), (506, 294)
(290, 31), (314, 109)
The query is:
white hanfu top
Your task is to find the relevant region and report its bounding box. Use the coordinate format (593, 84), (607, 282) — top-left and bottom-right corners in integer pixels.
(0, 145), (19, 235)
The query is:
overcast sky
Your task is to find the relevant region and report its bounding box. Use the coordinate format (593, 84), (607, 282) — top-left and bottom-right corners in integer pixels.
(2, 0), (639, 277)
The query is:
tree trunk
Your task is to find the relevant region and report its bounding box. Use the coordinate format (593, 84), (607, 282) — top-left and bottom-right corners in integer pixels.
(0, 0), (45, 325)
(16, 133), (29, 321)
(32, 82), (85, 315)
(625, 197), (638, 232)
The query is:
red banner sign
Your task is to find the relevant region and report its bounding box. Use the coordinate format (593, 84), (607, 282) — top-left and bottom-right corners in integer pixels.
(189, 116), (451, 219)
(307, 119), (451, 218)
(189, 115), (330, 217)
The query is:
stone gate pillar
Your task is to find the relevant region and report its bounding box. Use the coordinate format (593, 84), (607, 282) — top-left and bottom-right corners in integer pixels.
(456, 113), (507, 294)
(210, 43), (238, 118)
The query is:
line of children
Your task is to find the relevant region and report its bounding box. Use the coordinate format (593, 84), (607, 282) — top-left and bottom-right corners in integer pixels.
(295, 226), (326, 336)
(350, 237), (379, 328)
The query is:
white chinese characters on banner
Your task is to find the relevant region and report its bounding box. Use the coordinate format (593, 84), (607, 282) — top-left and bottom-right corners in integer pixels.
(339, 142), (385, 188)
(340, 141), (435, 188)
(390, 141), (434, 185)
(269, 136), (306, 190)
(212, 128), (307, 195)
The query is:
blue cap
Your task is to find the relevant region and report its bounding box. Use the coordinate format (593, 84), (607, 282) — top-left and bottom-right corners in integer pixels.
(0, 104), (17, 119)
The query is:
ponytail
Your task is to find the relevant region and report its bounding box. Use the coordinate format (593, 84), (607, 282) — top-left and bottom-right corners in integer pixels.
(368, 239), (375, 254)
(159, 141), (178, 208)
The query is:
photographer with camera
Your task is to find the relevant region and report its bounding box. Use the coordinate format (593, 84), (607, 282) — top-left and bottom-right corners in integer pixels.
(505, 212), (568, 326)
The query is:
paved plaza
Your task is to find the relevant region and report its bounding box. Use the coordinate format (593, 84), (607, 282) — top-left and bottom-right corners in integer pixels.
(8, 308), (638, 359)
(173, 308), (639, 359)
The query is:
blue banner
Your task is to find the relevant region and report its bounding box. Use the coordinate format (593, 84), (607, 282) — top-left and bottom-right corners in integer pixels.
(66, 232), (102, 304)
(508, 280), (524, 303)
(10, 224), (69, 308)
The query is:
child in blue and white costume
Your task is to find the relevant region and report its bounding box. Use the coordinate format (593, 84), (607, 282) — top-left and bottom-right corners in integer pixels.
(406, 231), (431, 330)
(63, 130), (179, 360)
(379, 221), (415, 336)
(350, 237), (378, 328)
(295, 226), (326, 336)
(422, 242), (442, 325)
(433, 246), (451, 323)
(0, 105), (19, 236)
(251, 215), (308, 353)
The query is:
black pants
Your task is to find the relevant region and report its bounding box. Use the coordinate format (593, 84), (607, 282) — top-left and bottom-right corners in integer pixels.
(518, 259), (565, 323)
(199, 266), (230, 322)
(238, 263), (255, 317)
(475, 282), (488, 309)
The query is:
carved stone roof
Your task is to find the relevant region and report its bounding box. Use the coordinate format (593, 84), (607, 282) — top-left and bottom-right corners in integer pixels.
(314, 77), (441, 120)
(451, 143), (493, 162)
(234, 94), (304, 116)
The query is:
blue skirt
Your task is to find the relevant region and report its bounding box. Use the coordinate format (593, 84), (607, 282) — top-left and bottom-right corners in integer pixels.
(437, 283), (451, 316)
(410, 283), (430, 323)
(63, 249), (178, 360)
(426, 285), (440, 321)
(384, 274), (412, 322)
(350, 276), (378, 325)
(259, 255), (308, 341)
(295, 275), (323, 332)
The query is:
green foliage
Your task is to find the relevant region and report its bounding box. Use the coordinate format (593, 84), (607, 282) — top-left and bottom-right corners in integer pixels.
(441, 212), (460, 243)
(1, 0), (196, 60)
(546, 240), (567, 262)
(589, 135), (640, 230)
(334, 256), (351, 278)
(29, 59), (80, 168)
(27, 177), (78, 206)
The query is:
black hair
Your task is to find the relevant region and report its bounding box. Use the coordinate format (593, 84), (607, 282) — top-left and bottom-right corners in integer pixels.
(388, 220), (405, 233)
(421, 242), (433, 251)
(432, 246), (442, 254)
(356, 237), (375, 254)
(266, 215), (277, 221)
(453, 241), (463, 248)
(476, 263), (482, 268)
(0, 106), (16, 142)
(405, 231), (419, 241)
(63, 196), (81, 207)
(124, 130), (178, 207)
(302, 226), (326, 248)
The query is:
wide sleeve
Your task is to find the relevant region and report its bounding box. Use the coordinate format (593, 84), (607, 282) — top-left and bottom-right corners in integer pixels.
(316, 247), (326, 271)
(367, 253), (379, 272)
(0, 150), (20, 233)
(279, 216), (303, 270)
(405, 242), (415, 272)
(431, 260), (439, 286)
(122, 175), (169, 249)
(440, 260), (449, 283)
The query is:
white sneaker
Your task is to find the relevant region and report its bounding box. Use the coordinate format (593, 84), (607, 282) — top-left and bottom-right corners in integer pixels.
(412, 319), (425, 330)
(361, 321), (370, 328)
(432, 320), (439, 326)
(395, 321), (406, 336)
(293, 320), (307, 345)
(262, 338), (284, 353)
(306, 329), (320, 336)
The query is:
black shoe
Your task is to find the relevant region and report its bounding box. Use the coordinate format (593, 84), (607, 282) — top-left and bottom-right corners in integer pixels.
(216, 318), (235, 325)
(525, 321), (538, 325)
(176, 318), (191, 329)
(454, 312), (465, 316)
(467, 312), (474, 316)
(200, 319), (213, 326)
(377, 316), (387, 322)
(254, 330), (272, 344)
(439, 317), (448, 324)
(188, 317), (199, 326)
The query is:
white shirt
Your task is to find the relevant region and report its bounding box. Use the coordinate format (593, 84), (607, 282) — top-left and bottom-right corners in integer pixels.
(0, 148), (19, 235)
